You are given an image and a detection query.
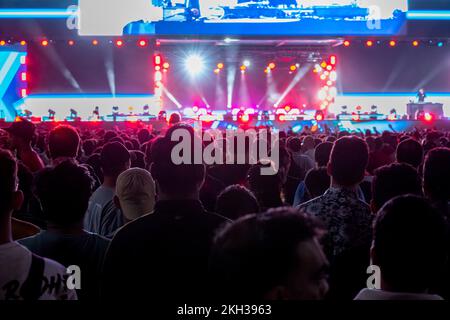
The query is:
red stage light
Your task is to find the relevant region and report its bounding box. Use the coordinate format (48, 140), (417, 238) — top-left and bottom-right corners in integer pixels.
(68, 40), (75, 46)
(315, 114), (324, 121)
(413, 40), (419, 47)
(21, 72), (27, 81)
(41, 40), (49, 47)
(278, 114), (286, 122)
(330, 55), (337, 66)
(20, 88), (27, 98)
(138, 40), (147, 47)
(366, 40), (373, 47)
(92, 40), (98, 46)
(343, 40), (350, 47)
(154, 55), (162, 65)
(424, 113), (433, 122)
(389, 40), (396, 47)
(241, 114), (250, 122)
(116, 40), (124, 47)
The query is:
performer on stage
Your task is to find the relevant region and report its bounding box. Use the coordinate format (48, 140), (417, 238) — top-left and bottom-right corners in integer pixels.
(417, 88), (427, 103)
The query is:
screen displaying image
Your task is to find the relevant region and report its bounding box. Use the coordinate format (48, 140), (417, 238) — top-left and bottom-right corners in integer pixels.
(79, 0), (408, 36)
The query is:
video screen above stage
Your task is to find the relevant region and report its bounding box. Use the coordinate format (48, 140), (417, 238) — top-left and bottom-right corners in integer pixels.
(78, 0), (408, 36)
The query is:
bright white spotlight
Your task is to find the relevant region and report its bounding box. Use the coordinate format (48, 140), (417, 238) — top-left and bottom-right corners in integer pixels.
(243, 60), (251, 67)
(185, 54), (205, 76)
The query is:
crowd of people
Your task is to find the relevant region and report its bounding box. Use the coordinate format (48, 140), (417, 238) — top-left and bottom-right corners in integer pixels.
(0, 118), (449, 301)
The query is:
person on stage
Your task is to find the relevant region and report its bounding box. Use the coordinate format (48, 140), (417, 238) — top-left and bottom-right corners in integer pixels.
(417, 88), (427, 103)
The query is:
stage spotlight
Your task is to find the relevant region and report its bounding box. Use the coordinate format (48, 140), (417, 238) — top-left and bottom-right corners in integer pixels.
(320, 61), (327, 68)
(330, 55), (337, 66)
(412, 40), (419, 47)
(315, 110), (324, 121)
(20, 40), (26, 46)
(185, 54), (205, 76)
(21, 72), (27, 81)
(437, 41), (444, 47)
(240, 65), (246, 72)
(389, 40), (396, 47)
(92, 40), (98, 46)
(214, 69), (220, 74)
(217, 62), (224, 69)
(155, 66), (161, 71)
(48, 109), (56, 119)
(0, 40), (5, 46)
(116, 39), (124, 47)
(424, 112), (434, 122)
(154, 55), (162, 65)
(326, 65), (332, 71)
(388, 108), (397, 120)
(290, 65), (297, 71)
(241, 114), (250, 123)
(20, 88), (27, 98)
(158, 110), (167, 121)
(138, 39), (147, 47)
(68, 40), (75, 46)
(41, 40), (49, 46)
(243, 60), (251, 67)
(163, 62), (170, 69)
(366, 40), (373, 47)
(343, 40), (350, 47)
(268, 62), (276, 69)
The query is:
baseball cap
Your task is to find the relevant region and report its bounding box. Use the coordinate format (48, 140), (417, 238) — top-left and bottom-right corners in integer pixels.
(116, 168), (156, 221)
(4, 119), (36, 141)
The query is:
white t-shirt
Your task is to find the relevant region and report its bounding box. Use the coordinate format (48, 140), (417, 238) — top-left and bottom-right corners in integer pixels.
(0, 242), (77, 300)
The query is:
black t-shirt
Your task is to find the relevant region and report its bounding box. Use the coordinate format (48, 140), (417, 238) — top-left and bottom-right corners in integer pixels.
(101, 200), (229, 301)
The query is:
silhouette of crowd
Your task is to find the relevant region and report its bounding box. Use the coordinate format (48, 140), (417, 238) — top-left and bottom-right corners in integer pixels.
(0, 119), (449, 300)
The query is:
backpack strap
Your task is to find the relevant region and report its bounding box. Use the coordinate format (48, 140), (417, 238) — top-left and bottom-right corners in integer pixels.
(20, 253), (45, 300)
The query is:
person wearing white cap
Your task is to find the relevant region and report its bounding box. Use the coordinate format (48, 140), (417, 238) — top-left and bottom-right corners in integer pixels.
(113, 168), (156, 223)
